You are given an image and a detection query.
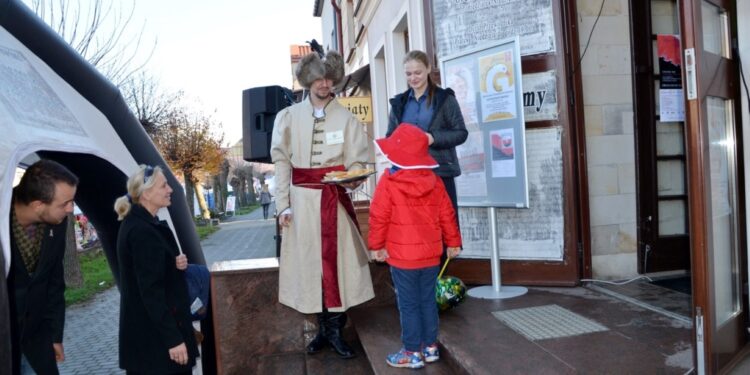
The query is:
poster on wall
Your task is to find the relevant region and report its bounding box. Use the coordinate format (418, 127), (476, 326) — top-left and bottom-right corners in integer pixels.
(432, 0), (556, 58)
(441, 37), (528, 208)
(490, 128), (516, 177)
(446, 62), (479, 129)
(657, 35), (685, 122)
(479, 49), (517, 122)
(446, 61), (484, 197)
(455, 132), (487, 197)
(522, 70), (558, 121)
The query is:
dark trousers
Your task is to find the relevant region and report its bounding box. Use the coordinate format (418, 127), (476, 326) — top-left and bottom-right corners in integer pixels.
(440, 176), (459, 227)
(440, 176), (460, 263)
(391, 265), (440, 352)
(262, 203), (270, 219)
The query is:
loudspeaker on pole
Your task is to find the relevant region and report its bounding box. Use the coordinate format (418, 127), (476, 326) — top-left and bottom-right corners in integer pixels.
(241, 86), (294, 163)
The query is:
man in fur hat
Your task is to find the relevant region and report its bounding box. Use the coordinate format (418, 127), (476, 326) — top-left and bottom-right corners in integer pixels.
(270, 50), (374, 359)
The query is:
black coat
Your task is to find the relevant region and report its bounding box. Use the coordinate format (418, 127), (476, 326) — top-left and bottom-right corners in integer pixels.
(116, 204), (199, 374)
(388, 86), (469, 177)
(7, 217), (67, 375)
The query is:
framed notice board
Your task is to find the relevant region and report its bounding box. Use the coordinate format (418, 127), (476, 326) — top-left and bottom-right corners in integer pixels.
(441, 37), (529, 207)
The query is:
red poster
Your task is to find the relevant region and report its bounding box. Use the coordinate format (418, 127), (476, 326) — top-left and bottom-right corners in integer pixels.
(657, 35), (682, 89)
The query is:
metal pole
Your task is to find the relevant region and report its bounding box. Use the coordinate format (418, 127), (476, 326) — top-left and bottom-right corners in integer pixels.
(467, 207), (527, 299)
(489, 206), (501, 292)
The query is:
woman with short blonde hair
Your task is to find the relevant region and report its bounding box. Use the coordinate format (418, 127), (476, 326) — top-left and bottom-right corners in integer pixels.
(114, 165), (199, 374)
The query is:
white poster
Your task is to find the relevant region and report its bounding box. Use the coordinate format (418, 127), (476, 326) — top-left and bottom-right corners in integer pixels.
(490, 129), (516, 178)
(445, 63), (479, 130)
(479, 49), (517, 122)
(659, 89), (685, 122)
(432, 0), (556, 57)
(455, 131), (486, 197)
(226, 196), (236, 212)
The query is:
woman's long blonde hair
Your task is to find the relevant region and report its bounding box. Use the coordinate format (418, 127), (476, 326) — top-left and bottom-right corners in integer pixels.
(114, 165), (164, 221)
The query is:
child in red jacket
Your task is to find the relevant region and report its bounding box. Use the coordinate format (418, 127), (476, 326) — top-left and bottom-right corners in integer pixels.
(369, 123), (462, 369)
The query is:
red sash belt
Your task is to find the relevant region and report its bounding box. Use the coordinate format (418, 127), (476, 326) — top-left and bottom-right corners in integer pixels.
(292, 166), (359, 309)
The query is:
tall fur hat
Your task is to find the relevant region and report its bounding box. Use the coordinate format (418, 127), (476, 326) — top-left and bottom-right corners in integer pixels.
(295, 50), (345, 89)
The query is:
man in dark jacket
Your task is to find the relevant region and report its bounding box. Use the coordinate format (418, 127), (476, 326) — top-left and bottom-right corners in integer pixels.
(8, 159), (78, 375)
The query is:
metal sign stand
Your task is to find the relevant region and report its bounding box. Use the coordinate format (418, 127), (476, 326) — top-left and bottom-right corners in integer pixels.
(467, 207), (528, 299)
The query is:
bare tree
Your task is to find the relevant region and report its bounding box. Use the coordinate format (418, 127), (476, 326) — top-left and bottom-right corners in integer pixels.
(63, 213), (83, 287)
(121, 71), (183, 135)
(28, 0), (155, 87)
(228, 176), (242, 209)
(231, 166), (248, 208)
(242, 164), (256, 204)
(211, 159), (230, 213)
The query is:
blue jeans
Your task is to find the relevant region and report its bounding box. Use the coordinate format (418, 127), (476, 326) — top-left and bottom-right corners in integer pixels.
(390, 265), (440, 352)
(20, 355), (37, 375)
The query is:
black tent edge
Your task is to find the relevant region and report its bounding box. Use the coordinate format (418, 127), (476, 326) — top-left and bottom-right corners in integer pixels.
(0, 1), (216, 373)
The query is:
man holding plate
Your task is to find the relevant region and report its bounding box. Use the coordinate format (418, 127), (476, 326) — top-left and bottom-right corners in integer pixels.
(270, 50), (374, 359)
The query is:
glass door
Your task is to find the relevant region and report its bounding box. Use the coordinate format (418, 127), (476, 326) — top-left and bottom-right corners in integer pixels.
(680, 0), (746, 372)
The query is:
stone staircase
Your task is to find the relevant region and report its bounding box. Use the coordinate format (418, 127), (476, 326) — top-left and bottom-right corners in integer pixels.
(349, 305), (465, 374)
(210, 260), (694, 374)
(345, 263), (468, 374)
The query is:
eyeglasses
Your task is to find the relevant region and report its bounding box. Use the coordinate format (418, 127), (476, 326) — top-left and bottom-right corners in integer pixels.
(143, 165), (155, 184)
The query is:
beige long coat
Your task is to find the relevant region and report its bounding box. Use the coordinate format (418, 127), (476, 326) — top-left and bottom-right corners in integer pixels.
(270, 97), (374, 313)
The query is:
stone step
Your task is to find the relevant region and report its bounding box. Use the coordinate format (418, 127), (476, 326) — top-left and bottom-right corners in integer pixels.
(304, 320), (374, 375)
(350, 305), (467, 375)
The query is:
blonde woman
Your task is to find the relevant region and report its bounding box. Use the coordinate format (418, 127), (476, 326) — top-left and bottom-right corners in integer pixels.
(113, 165), (198, 374)
(388, 50), (469, 219)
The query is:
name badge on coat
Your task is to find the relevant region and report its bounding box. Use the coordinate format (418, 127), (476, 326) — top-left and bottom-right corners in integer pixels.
(325, 130), (344, 145)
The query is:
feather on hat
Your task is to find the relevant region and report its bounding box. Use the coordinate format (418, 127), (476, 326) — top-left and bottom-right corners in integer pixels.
(295, 50), (345, 89)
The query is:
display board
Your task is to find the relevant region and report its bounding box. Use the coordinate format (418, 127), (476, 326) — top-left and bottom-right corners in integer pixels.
(442, 37), (529, 207)
(458, 127), (564, 260)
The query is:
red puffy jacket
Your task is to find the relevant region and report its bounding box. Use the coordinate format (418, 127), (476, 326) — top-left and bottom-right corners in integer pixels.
(368, 169), (462, 269)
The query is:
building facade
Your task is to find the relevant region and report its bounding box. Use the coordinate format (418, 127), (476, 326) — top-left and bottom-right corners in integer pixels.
(313, 0), (750, 372)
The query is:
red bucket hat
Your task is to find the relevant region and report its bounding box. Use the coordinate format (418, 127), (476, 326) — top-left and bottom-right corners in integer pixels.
(374, 123), (438, 169)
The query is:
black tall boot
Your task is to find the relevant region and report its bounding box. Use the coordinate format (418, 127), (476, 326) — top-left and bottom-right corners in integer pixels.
(306, 312), (328, 354)
(325, 313), (355, 359)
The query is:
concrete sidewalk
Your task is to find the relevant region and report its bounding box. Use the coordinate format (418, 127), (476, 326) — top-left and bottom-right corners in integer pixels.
(58, 206), (276, 374)
(202, 203), (277, 265)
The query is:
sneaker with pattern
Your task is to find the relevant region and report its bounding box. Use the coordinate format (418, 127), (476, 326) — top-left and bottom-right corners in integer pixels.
(386, 348), (425, 369)
(422, 343), (439, 363)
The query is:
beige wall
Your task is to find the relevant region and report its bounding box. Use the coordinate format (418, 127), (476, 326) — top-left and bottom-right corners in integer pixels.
(577, 0), (638, 279)
(333, 0), (428, 174)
